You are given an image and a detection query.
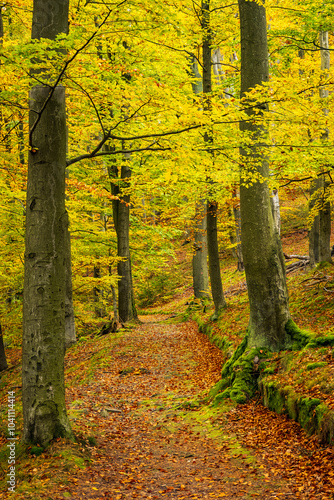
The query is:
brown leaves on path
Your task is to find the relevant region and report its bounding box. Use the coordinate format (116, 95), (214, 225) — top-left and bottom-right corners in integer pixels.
(9, 317), (334, 499)
(51, 319), (290, 499)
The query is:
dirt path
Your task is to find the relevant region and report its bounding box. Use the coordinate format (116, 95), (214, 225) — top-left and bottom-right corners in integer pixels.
(49, 317), (333, 499)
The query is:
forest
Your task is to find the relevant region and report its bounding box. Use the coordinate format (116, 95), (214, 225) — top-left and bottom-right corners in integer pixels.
(1, 0), (334, 498)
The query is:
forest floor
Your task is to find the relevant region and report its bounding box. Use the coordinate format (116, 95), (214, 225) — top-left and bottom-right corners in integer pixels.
(2, 307), (334, 499)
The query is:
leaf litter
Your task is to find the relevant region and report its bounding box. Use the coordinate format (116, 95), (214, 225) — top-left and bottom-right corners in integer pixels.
(2, 316), (334, 499)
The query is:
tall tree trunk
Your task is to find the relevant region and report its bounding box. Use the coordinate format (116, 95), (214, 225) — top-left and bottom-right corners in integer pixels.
(64, 212), (76, 347)
(238, 0), (290, 351)
(0, 323), (8, 372)
(189, 56), (210, 299)
(308, 32), (331, 265)
(318, 31), (331, 263)
(22, 0), (72, 446)
(309, 178), (320, 267)
(202, 0), (226, 316)
(232, 190), (244, 271)
(207, 201), (226, 313)
(271, 188), (281, 235)
(110, 157), (137, 323)
(319, 176), (331, 263)
(193, 201), (210, 298)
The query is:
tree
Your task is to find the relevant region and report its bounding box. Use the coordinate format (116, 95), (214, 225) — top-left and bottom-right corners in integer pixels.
(0, 323), (8, 372)
(190, 56), (210, 300)
(110, 152), (138, 323)
(22, 0), (73, 445)
(309, 31), (331, 266)
(202, 0), (226, 317)
(238, 0), (291, 351)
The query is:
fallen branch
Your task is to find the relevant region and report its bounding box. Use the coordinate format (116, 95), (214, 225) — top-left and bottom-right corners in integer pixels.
(284, 253), (309, 260)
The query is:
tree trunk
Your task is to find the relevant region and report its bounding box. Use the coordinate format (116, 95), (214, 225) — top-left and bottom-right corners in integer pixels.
(110, 159), (137, 323)
(64, 211), (76, 347)
(0, 323), (8, 372)
(202, 0), (226, 316)
(271, 188), (281, 235)
(232, 189), (244, 271)
(238, 0), (290, 351)
(22, 0), (72, 446)
(189, 56), (210, 298)
(23, 85), (72, 445)
(318, 32), (331, 263)
(309, 178), (320, 267)
(308, 32), (332, 265)
(207, 201), (226, 313)
(193, 201), (210, 298)
(319, 176), (332, 263)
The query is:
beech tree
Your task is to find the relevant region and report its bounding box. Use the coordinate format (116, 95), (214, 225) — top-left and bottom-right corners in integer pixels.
(202, 0), (226, 316)
(22, 0), (73, 445)
(309, 31), (331, 266)
(190, 57), (210, 300)
(238, 0), (291, 351)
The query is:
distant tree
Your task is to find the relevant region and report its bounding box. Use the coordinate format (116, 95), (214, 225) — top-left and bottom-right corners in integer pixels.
(202, 0), (226, 317)
(0, 324), (8, 372)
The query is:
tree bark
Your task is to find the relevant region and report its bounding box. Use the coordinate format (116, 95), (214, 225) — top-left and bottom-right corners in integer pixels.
(0, 323), (8, 372)
(193, 201), (210, 298)
(309, 178), (320, 267)
(318, 32), (331, 263)
(110, 158), (137, 323)
(23, 86), (72, 445)
(308, 32), (332, 265)
(64, 211), (76, 347)
(202, 0), (226, 315)
(232, 190), (244, 271)
(189, 56), (210, 299)
(238, 0), (290, 351)
(22, 0), (72, 445)
(207, 201), (226, 312)
(319, 176), (332, 263)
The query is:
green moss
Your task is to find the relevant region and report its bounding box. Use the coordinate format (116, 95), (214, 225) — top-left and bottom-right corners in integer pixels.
(209, 378), (230, 399)
(298, 397), (322, 433)
(29, 446), (44, 456)
(214, 387), (231, 404)
(306, 361), (327, 371)
(285, 388), (298, 421)
(221, 334), (248, 379)
(285, 319), (310, 349)
(262, 382), (286, 414)
(262, 367), (275, 374)
(307, 336), (334, 348)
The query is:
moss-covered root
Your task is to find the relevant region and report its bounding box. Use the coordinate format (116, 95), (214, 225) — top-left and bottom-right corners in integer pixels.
(285, 319), (334, 350)
(259, 381), (334, 444)
(210, 335), (272, 405)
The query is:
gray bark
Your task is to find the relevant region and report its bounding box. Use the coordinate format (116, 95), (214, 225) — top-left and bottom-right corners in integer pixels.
(319, 32), (331, 263)
(271, 188), (281, 235)
(202, 0), (226, 315)
(189, 56), (209, 298)
(238, 0), (290, 351)
(207, 201), (226, 313)
(110, 159), (137, 323)
(23, 86), (72, 445)
(31, 0), (69, 40)
(319, 176), (331, 263)
(192, 201), (210, 298)
(64, 211), (76, 347)
(232, 190), (244, 271)
(309, 179), (320, 267)
(309, 32), (332, 265)
(0, 323), (8, 371)
(22, 0), (72, 445)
